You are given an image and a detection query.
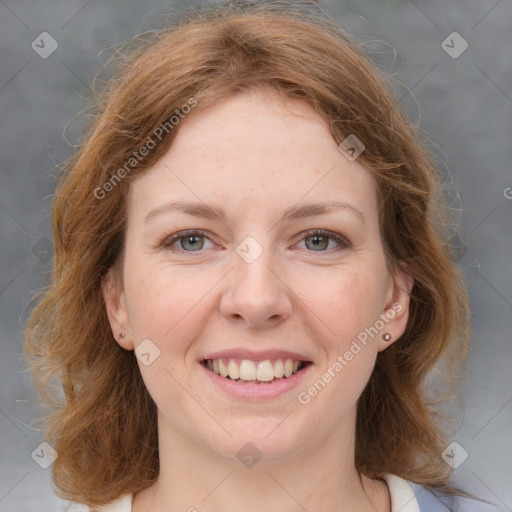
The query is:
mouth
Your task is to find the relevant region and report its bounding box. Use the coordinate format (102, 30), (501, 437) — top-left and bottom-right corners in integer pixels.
(201, 357), (312, 384)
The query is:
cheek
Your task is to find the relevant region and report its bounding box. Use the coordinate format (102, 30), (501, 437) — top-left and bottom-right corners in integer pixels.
(123, 262), (217, 404)
(292, 267), (384, 421)
(297, 263), (386, 343)
(123, 259), (221, 355)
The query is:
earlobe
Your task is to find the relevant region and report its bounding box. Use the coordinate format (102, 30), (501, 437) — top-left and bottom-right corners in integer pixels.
(378, 266), (413, 352)
(101, 268), (134, 351)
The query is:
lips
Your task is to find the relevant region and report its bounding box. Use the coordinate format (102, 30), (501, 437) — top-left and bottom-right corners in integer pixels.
(201, 349), (313, 384)
(200, 358), (313, 400)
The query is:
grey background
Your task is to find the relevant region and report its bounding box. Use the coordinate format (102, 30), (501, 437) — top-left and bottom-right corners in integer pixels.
(0, 0), (511, 510)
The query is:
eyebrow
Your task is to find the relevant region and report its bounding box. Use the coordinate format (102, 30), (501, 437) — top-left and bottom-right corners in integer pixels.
(145, 199), (365, 224)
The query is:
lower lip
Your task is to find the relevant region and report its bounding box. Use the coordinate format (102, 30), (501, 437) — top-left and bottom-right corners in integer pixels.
(199, 362), (312, 400)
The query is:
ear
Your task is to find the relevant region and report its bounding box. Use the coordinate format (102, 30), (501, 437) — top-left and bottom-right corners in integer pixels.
(378, 264), (414, 352)
(101, 267), (134, 350)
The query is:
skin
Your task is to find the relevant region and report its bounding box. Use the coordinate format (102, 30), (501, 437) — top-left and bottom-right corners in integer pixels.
(103, 87), (412, 512)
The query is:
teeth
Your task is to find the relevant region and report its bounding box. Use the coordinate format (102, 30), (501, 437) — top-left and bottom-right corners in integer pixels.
(204, 358), (306, 382)
(218, 359), (228, 378)
(239, 360), (256, 380)
(284, 359), (293, 377)
(228, 359), (240, 379)
(256, 360), (274, 382)
(274, 359), (284, 378)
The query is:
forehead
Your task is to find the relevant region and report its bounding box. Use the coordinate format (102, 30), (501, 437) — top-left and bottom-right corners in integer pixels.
(127, 89), (378, 224)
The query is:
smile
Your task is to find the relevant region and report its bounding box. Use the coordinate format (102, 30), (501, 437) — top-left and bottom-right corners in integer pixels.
(202, 358), (311, 384)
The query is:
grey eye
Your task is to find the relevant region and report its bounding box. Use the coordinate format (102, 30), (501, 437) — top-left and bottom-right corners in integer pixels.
(304, 234), (330, 251)
(179, 235), (205, 251)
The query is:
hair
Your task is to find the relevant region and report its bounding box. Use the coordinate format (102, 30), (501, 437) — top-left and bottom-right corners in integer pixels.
(24, 0), (472, 508)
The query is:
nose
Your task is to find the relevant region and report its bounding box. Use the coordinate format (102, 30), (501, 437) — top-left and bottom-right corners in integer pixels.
(220, 243), (293, 329)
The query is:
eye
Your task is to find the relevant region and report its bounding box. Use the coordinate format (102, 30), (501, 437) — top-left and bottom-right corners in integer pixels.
(160, 230), (214, 252)
(159, 229), (350, 254)
(297, 229), (351, 252)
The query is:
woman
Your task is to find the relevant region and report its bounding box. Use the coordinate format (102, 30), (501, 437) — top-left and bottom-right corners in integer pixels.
(24, 1), (496, 511)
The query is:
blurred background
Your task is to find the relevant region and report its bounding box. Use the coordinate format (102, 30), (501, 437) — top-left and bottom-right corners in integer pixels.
(0, 0), (511, 510)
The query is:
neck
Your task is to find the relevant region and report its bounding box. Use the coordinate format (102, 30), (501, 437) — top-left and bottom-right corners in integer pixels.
(132, 410), (390, 512)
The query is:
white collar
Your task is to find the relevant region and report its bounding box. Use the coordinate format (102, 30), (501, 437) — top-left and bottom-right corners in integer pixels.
(384, 473), (421, 512)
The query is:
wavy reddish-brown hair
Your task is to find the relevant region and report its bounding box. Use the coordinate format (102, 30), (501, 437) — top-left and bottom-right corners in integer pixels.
(24, 0), (470, 508)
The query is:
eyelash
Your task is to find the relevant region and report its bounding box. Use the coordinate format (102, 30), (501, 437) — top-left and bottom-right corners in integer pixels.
(159, 229), (351, 254)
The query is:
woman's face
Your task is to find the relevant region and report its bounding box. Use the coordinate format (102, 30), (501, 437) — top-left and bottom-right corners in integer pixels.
(104, 88), (411, 465)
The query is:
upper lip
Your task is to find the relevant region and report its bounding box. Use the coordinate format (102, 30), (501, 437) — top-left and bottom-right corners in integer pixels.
(201, 348), (313, 362)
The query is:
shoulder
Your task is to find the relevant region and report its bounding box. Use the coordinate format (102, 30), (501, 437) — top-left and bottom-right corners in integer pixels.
(415, 486), (505, 512)
(407, 479), (503, 512)
(384, 474), (504, 512)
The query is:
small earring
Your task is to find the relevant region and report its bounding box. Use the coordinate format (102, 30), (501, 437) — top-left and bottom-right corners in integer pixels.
(119, 332), (126, 339)
(382, 333), (392, 342)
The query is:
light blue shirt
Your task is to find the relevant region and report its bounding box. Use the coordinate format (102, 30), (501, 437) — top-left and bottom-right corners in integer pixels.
(408, 479), (504, 512)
